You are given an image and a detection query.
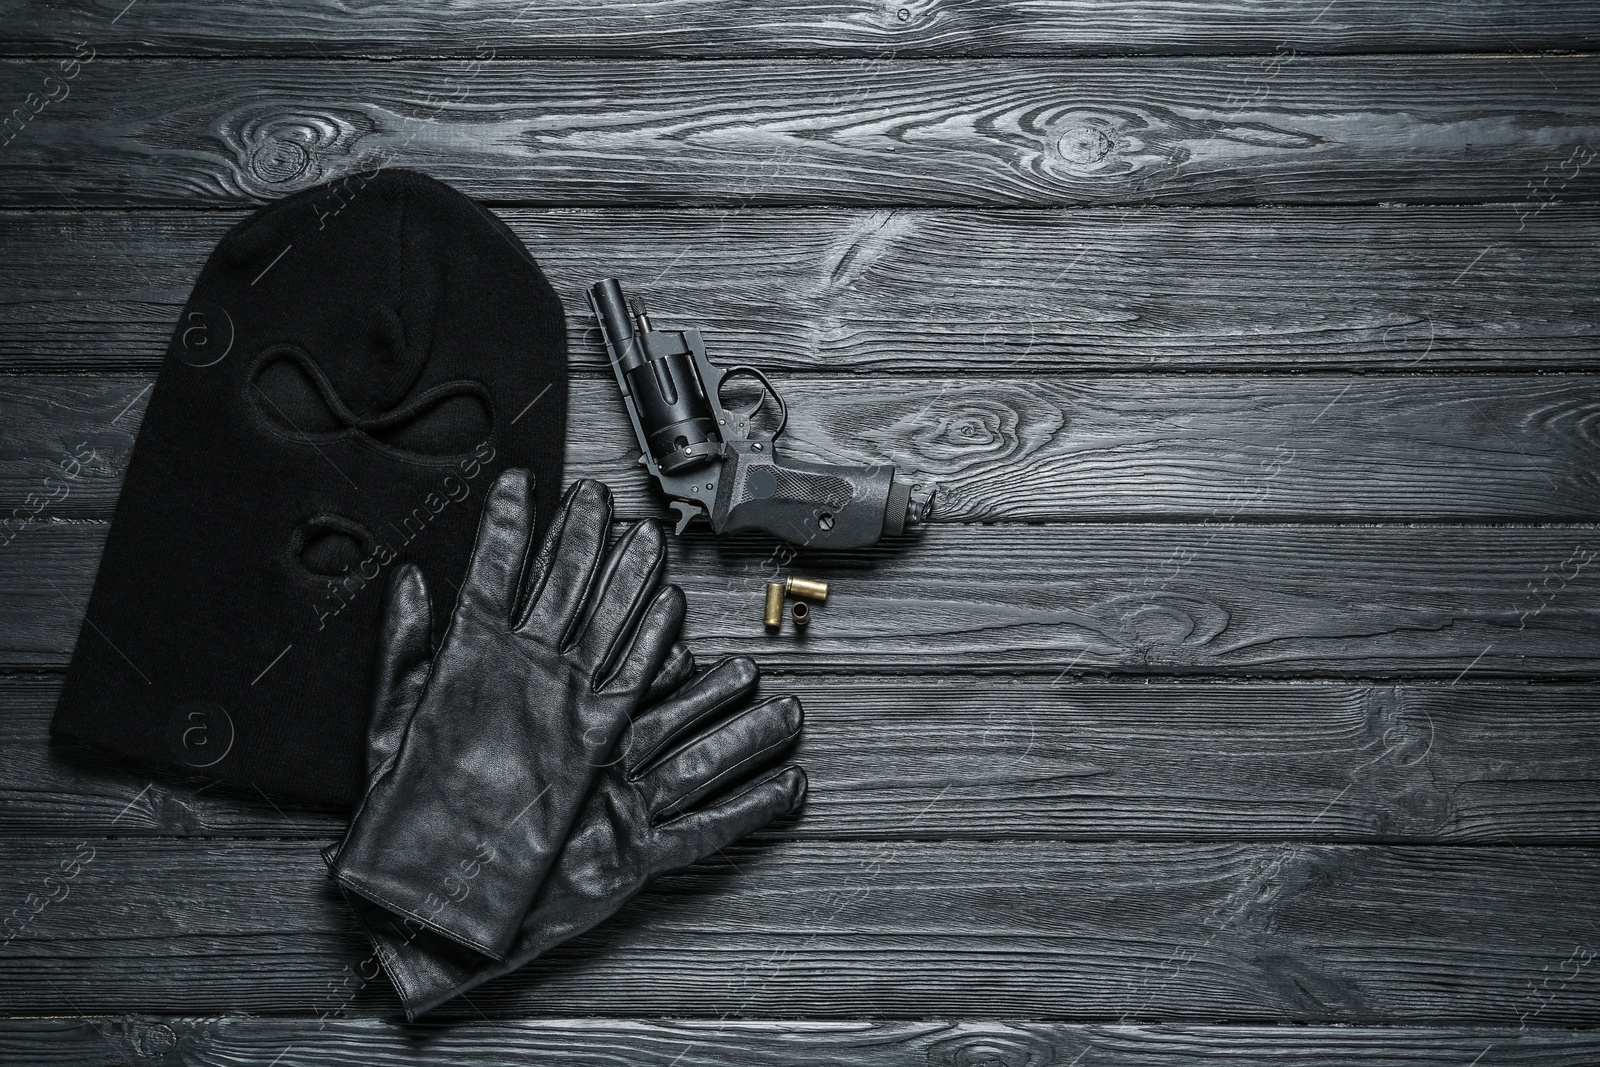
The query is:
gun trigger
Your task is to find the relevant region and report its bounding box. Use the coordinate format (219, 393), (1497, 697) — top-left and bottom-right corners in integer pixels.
(668, 500), (703, 536)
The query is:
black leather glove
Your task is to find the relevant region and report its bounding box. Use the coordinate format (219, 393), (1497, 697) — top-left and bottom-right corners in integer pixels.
(334, 562), (805, 1018)
(329, 471), (686, 960)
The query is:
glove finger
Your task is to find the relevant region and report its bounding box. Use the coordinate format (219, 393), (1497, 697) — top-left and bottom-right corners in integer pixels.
(366, 563), (435, 778)
(515, 479), (613, 638)
(457, 469), (535, 622)
(574, 518), (666, 671)
(640, 694), (802, 819)
(653, 765), (807, 869)
(643, 641), (694, 706)
(583, 631), (691, 775)
(625, 656), (759, 773)
(599, 584), (685, 700)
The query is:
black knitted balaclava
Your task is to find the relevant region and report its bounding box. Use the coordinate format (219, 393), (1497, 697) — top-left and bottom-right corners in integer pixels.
(53, 169), (568, 806)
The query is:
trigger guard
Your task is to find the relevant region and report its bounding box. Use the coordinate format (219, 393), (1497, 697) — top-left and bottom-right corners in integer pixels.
(716, 365), (787, 440)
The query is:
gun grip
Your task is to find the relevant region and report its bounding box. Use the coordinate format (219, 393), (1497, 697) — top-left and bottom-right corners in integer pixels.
(716, 454), (901, 549)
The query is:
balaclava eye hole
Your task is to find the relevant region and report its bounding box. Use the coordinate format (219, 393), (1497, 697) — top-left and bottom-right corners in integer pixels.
(251, 352), (344, 434)
(250, 348), (493, 456)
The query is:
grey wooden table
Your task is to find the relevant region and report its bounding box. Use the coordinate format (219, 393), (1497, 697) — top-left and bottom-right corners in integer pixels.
(3, 3), (1600, 1063)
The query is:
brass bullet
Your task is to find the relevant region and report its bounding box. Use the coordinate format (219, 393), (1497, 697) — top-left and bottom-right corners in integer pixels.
(764, 581), (786, 629)
(784, 576), (829, 603)
(790, 599), (811, 628)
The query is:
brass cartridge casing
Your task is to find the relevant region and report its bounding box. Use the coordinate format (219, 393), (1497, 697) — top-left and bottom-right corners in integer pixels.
(784, 576), (829, 603)
(790, 599), (811, 628)
(764, 582), (786, 629)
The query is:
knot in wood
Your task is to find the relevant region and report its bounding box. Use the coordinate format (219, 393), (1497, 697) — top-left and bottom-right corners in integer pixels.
(882, 0), (933, 27)
(857, 384), (1060, 482)
(134, 1022), (178, 1057)
(249, 134), (310, 185)
(925, 403), (1013, 461)
(1116, 594), (1230, 663)
(927, 1025), (1055, 1067)
(226, 107), (370, 196)
(1052, 118), (1119, 169)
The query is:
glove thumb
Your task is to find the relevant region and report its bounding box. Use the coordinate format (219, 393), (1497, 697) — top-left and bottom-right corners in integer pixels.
(365, 563), (435, 779)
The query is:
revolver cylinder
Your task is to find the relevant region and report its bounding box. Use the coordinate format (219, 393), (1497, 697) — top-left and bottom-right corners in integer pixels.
(589, 279), (720, 474)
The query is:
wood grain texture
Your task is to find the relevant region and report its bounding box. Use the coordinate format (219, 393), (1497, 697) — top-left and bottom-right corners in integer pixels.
(11, 1), (1600, 58)
(2, 8), (1597, 1040)
(3, 58), (1598, 208)
(7, 372), (1600, 523)
(6, 521), (1598, 677)
(2, 837), (1597, 1021)
(4, 205), (1596, 374)
(8, 676), (1600, 842)
(4, 1016), (1599, 1066)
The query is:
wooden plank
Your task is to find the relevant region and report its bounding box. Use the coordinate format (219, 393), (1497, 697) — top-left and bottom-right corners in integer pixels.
(11, 1), (1600, 58)
(6, 521), (1598, 677)
(7, 371), (1600, 523)
(9, 675), (1600, 842)
(4, 1016), (1598, 1067)
(5, 205), (1596, 374)
(2, 838), (1596, 1020)
(3, 58), (1598, 208)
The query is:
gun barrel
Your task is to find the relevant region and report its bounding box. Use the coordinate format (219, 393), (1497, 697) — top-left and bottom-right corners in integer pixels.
(588, 279), (646, 372)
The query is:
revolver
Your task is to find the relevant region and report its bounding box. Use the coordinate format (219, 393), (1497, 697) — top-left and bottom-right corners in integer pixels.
(587, 278), (932, 549)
